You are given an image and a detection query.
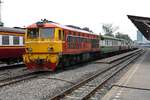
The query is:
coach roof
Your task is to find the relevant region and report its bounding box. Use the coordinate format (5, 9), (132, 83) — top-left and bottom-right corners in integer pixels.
(0, 27), (25, 34)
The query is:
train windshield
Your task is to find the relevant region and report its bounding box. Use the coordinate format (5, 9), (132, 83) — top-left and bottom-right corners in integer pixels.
(27, 28), (39, 38)
(27, 28), (54, 39)
(40, 28), (54, 39)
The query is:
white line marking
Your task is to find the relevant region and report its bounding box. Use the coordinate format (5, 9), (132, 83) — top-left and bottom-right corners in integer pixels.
(115, 95), (120, 98)
(112, 99), (118, 100)
(118, 90), (122, 93)
(116, 92), (121, 95)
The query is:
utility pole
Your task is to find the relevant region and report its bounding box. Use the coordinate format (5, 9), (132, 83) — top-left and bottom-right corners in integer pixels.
(0, 0), (3, 26)
(0, 0), (2, 22)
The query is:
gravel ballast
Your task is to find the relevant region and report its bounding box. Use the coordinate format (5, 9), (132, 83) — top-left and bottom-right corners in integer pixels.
(0, 63), (108, 100)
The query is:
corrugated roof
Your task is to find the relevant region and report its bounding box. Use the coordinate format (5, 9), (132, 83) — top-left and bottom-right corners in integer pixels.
(128, 15), (150, 40)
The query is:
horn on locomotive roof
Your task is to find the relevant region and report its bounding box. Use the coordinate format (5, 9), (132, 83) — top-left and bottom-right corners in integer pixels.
(41, 19), (49, 23)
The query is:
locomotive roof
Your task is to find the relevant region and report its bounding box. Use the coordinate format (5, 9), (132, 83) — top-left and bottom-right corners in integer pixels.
(0, 27), (25, 34)
(27, 21), (97, 35)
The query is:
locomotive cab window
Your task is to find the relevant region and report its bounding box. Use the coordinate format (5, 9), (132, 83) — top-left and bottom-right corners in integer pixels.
(40, 28), (54, 39)
(58, 30), (62, 40)
(27, 28), (39, 38)
(58, 30), (65, 40)
(62, 30), (65, 40)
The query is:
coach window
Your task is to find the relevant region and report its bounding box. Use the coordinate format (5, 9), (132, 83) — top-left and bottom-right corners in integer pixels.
(2, 35), (9, 45)
(110, 40), (112, 46)
(27, 28), (39, 38)
(13, 36), (19, 45)
(105, 40), (107, 46)
(67, 35), (70, 42)
(103, 40), (105, 46)
(107, 40), (109, 46)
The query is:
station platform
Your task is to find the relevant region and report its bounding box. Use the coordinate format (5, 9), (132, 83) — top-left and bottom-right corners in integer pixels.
(102, 49), (150, 100)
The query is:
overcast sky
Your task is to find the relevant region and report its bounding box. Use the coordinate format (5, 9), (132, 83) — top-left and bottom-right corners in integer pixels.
(1, 0), (150, 40)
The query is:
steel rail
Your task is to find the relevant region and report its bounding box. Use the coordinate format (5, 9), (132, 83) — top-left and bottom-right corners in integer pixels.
(0, 71), (49, 88)
(0, 63), (25, 71)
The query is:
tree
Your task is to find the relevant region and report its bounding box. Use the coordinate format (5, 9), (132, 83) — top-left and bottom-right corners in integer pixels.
(102, 24), (118, 37)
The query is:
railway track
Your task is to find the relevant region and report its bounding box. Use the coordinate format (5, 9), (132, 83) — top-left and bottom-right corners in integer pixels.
(0, 63), (29, 82)
(50, 50), (144, 100)
(0, 62), (25, 71)
(0, 49), (142, 90)
(0, 63), (49, 88)
(0, 72), (37, 87)
(0, 71), (50, 88)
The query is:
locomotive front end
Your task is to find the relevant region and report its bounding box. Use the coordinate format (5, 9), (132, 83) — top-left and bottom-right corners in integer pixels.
(23, 21), (63, 71)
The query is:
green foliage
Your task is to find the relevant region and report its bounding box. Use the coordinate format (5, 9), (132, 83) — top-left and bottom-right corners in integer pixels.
(102, 24), (118, 37)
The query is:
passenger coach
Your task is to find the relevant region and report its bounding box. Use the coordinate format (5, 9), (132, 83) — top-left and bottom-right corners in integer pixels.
(0, 27), (25, 64)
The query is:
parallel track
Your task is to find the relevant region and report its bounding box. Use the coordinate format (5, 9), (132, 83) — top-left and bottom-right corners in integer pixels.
(0, 63), (25, 71)
(50, 50), (144, 100)
(0, 71), (49, 88)
(0, 63), (49, 88)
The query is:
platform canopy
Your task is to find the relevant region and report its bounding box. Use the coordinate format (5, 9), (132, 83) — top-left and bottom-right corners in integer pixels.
(128, 15), (150, 40)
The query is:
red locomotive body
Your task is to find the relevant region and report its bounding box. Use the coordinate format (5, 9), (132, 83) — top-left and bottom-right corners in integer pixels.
(62, 27), (100, 55)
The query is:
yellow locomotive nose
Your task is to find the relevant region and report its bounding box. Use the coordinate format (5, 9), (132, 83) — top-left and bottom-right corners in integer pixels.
(23, 39), (63, 71)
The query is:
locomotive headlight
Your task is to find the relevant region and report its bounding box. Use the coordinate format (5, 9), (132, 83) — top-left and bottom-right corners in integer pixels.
(26, 48), (32, 52)
(48, 47), (54, 52)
